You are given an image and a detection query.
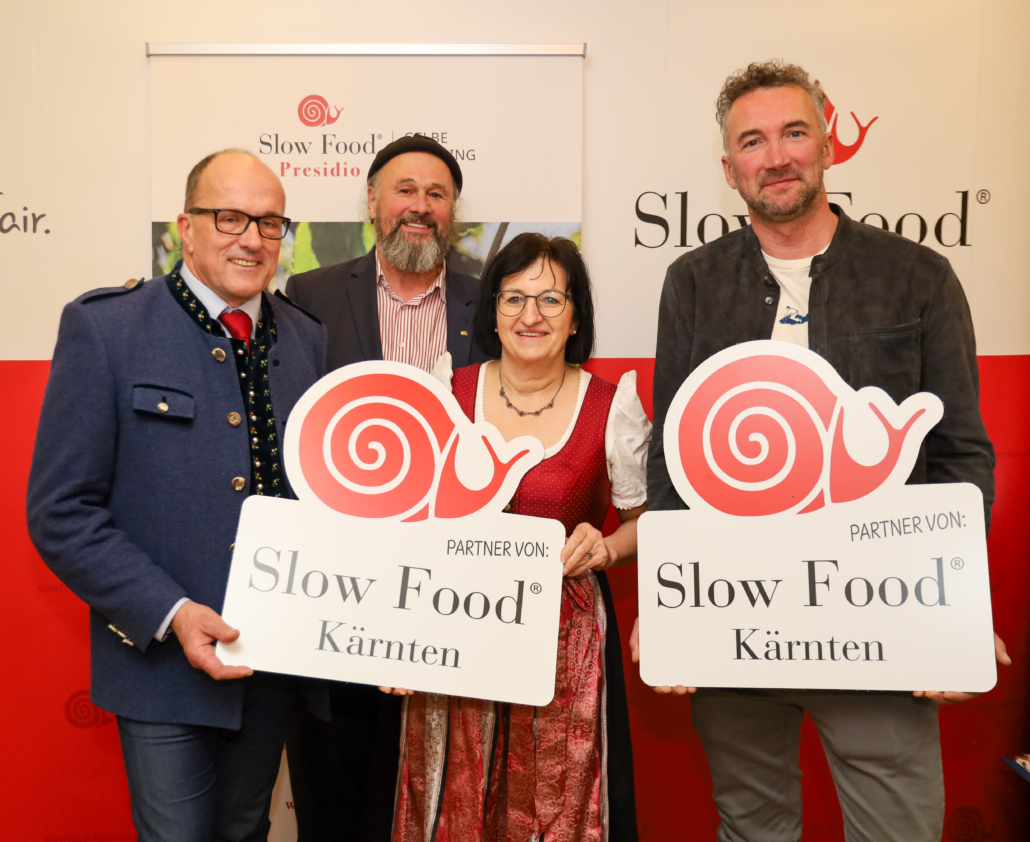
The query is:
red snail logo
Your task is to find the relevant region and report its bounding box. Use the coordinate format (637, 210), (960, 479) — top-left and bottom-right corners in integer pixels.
(823, 95), (878, 165)
(298, 94), (342, 128)
(65, 689), (115, 728)
(285, 362), (543, 521)
(664, 342), (942, 517)
(944, 806), (995, 842)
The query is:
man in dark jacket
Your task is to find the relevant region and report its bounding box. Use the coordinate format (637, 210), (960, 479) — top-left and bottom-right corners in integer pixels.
(284, 135), (489, 841)
(27, 150), (327, 840)
(643, 61), (1007, 842)
(286, 134), (488, 374)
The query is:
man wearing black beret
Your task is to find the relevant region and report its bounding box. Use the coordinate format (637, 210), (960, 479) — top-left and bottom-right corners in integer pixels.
(287, 133), (487, 374)
(284, 134), (489, 841)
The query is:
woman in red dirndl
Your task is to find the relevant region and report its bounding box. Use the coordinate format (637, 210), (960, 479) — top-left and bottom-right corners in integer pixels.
(390, 234), (650, 842)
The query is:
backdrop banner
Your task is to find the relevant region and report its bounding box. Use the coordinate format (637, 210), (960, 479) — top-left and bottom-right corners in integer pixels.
(149, 51), (582, 838)
(149, 52), (583, 286)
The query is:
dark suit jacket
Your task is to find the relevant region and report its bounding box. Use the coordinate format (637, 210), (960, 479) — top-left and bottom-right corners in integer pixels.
(285, 249), (489, 370)
(27, 276), (327, 729)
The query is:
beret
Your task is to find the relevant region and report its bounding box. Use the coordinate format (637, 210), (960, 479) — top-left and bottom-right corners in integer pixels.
(366, 134), (463, 195)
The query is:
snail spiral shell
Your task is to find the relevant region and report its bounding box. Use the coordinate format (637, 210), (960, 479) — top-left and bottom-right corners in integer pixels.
(296, 373), (456, 519)
(65, 689), (104, 728)
(676, 355), (837, 516)
(298, 95), (332, 127)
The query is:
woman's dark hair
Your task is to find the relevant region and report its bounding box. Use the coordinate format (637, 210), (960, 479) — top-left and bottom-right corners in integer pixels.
(472, 233), (595, 365)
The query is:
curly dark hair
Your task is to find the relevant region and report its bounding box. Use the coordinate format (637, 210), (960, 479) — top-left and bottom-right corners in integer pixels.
(472, 233), (595, 365)
(716, 60), (827, 150)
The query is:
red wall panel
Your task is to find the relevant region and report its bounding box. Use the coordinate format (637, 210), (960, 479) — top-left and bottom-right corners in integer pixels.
(1, 361), (135, 839)
(3, 356), (1026, 840)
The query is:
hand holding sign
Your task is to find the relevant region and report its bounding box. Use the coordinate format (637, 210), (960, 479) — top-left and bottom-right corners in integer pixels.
(629, 616), (694, 696)
(913, 632), (1011, 704)
(172, 600), (252, 681)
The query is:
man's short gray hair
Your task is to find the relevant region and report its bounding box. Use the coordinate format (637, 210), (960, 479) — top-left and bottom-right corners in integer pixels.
(716, 60), (828, 151)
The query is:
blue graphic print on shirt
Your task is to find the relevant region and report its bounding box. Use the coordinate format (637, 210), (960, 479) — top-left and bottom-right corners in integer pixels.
(779, 306), (809, 326)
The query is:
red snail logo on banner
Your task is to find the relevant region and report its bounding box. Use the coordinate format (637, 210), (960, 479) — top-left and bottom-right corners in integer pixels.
(65, 689), (115, 728)
(664, 341), (942, 517)
(944, 806), (995, 842)
(823, 96), (878, 165)
(298, 94), (343, 127)
(284, 362), (544, 521)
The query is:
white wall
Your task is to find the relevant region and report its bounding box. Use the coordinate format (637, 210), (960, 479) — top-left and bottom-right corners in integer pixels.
(2, 0), (1028, 361)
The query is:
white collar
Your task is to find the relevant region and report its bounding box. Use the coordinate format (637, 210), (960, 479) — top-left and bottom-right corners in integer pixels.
(179, 261), (262, 337)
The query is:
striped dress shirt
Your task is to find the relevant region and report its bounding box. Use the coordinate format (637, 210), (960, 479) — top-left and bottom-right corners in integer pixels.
(375, 250), (449, 373)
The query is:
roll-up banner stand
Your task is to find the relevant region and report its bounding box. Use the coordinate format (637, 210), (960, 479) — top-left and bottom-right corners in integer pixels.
(149, 43), (585, 294)
(147, 43), (584, 839)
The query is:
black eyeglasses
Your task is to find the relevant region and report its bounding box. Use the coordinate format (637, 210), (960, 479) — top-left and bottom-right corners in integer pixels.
(496, 290), (570, 318)
(188, 208), (292, 240)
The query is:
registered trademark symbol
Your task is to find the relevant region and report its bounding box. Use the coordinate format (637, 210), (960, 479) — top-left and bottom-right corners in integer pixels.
(530, 582), (542, 594)
(377, 134), (383, 140)
(951, 557), (965, 570)
(976, 190), (991, 204)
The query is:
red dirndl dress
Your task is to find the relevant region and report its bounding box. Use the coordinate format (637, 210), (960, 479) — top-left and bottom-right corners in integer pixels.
(393, 364), (638, 842)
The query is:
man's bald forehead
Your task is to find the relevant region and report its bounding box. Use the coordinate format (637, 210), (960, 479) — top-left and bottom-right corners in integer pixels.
(184, 149), (279, 210)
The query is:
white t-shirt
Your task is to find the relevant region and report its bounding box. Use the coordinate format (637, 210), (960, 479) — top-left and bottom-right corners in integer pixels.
(763, 247), (827, 349)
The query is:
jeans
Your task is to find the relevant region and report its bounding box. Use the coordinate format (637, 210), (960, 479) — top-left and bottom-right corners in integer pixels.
(117, 675), (294, 842)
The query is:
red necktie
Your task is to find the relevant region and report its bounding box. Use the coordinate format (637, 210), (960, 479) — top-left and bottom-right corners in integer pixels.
(219, 310), (253, 352)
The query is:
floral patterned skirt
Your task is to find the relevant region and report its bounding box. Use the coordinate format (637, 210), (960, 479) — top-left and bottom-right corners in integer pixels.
(393, 572), (611, 842)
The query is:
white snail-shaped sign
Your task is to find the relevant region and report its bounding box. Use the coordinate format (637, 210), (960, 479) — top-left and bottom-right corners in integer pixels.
(220, 361), (564, 705)
(284, 361), (544, 520)
(640, 340), (995, 693)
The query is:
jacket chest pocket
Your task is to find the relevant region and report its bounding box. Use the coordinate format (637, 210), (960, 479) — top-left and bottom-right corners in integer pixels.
(851, 322), (921, 403)
(132, 385), (195, 420)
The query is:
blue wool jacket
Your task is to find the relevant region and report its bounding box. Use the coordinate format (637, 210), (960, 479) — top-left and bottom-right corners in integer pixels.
(27, 275), (327, 729)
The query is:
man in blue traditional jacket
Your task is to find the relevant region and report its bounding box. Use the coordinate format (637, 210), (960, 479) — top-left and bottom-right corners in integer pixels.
(27, 150), (326, 841)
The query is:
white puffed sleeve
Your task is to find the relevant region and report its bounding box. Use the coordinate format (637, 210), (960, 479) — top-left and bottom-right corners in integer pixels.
(430, 351), (454, 391)
(605, 370), (651, 509)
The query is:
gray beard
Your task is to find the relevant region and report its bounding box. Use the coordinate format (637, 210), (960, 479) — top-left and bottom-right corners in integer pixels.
(734, 165), (823, 224)
(750, 179), (821, 222)
(375, 213), (450, 275)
